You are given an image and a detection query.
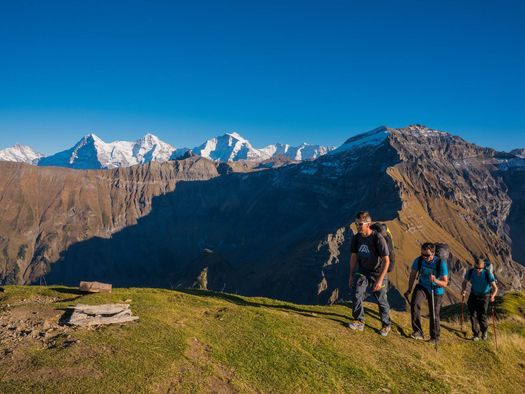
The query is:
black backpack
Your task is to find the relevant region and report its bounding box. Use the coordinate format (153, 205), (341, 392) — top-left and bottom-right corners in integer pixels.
(369, 223), (395, 273)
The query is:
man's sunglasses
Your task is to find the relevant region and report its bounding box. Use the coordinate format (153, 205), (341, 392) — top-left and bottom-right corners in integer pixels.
(421, 253), (433, 258)
(355, 222), (370, 226)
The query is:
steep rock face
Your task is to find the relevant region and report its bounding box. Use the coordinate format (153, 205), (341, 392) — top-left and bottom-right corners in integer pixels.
(386, 126), (524, 291)
(498, 154), (525, 268)
(0, 158), (219, 284)
(44, 139), (402, 303)
(1, 125), (524, 306)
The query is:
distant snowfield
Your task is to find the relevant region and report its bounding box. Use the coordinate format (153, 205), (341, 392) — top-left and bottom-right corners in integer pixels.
(329, 126), (389, 155)
(0, 144), (44, 164)
(0, 131), (335, 169)
(37, 133), (188, 169)
(1, 124), (521, 169)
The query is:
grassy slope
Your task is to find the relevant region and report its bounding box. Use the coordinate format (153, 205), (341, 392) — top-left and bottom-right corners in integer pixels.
(1, 286), (524, 394)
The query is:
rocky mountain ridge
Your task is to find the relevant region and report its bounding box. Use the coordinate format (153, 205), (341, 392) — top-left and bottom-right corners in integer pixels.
(0, 125), (523, 306)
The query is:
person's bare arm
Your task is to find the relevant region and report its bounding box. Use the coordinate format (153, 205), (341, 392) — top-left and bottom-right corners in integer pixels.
(490, 281), (498, 302)
(430, 274), (448, 288)
(404, 270), (418, 300)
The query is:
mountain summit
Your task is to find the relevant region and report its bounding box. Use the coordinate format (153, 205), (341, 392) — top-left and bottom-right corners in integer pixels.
(0, 144), (44, 164)
(37, 133), (184, 169)
(17, 131), (334, 169)
(1, 123), (524, 310)
(1, 124), (523, 306)
(191, 132), (265, 162)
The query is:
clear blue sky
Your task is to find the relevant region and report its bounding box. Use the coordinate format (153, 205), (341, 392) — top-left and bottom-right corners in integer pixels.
(1, 0), (524, 154)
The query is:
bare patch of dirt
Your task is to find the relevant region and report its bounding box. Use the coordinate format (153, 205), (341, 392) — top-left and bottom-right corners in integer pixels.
(0, 297), (85, 382)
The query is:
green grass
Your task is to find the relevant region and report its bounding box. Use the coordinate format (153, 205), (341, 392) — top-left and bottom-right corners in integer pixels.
(1, 286), (524, 393)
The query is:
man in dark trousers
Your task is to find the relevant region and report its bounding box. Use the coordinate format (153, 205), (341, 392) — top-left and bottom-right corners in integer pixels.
(404, 243), (449, 344)
(348, 211), (391, 336)
(461, 257), (498, 341)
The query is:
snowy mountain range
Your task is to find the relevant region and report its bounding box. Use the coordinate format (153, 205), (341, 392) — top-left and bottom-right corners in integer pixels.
(37, 133), (187, 170)
(0, 132), (335, 169)
(0, 144), (44, 164)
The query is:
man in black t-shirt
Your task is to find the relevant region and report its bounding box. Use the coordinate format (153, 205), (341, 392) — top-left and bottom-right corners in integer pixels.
(348, 211), (391, 336)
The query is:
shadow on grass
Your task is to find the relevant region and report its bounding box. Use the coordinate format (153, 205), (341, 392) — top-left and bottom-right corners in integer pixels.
(178, 289), (412, 336)
(49, 287), (86, 296)
(180, 289), (350, 318)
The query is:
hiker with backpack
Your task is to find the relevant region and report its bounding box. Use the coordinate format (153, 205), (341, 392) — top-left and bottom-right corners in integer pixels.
(348, 211), (392, 337)
(370, 222), (396, 276)
(461, 257), (498, 341)
(404, 242), (449, 344)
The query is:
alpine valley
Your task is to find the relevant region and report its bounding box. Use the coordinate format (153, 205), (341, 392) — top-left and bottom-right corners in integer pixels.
(0, 125), (524, 308)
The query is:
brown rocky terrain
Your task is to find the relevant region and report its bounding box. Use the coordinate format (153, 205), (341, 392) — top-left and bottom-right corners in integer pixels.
(0, 159), (219, 284)
(0, 125), (524, 307)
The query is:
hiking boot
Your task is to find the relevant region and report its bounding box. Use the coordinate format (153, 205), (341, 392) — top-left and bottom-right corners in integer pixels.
(379, 325), (391, 337)
(410, 331), (424, 340)
(348, 321), (365, 331)
(481, 331), (488, 340)
(428, 338), (440, 345)
(472, 335), (480, 342)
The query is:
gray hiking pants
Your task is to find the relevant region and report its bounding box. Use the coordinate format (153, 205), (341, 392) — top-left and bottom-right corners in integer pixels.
(352, 273), (391, 327)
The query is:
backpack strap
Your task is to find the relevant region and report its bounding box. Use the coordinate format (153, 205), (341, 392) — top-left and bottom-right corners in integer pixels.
(485, 269), (491, 283)
(371, 231), (385, 271)
(467, 268), (474, 281)
(417, 257), (443, 281)
(417, 256), (423, 278)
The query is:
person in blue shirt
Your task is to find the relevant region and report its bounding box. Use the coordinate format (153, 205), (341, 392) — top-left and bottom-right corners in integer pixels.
(461, 256), (498, 341)
(404, 242), (449, 343)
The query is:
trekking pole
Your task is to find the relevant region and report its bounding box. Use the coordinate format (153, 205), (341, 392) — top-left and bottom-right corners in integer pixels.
(430, 285), (438, 352)
(491, 301), (498, 350)
(460, 294), (465, 335)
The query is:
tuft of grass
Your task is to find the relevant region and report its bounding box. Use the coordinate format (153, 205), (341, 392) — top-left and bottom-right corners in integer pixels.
(0, 286), (524, 393)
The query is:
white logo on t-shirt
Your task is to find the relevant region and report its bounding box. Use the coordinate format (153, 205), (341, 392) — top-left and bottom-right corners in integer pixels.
(358, 245), (370, 254)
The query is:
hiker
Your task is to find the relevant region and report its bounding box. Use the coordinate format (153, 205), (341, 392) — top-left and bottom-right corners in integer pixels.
(461, 257), (498, 341)
(404, 242), (448, 343)
(348, 211), (391, 336)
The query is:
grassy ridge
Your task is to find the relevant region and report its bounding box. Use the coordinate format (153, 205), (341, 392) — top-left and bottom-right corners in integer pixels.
(1, 286), (524, 393)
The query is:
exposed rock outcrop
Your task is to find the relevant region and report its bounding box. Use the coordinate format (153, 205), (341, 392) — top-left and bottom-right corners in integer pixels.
(0, 125), (523, 306)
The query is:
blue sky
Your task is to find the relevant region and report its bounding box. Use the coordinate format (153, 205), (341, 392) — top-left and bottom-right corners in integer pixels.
(1, 0), (524, 154)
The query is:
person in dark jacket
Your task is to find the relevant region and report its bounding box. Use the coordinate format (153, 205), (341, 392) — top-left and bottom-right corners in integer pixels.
(461, 256), (498, 341)
(348, 211), (391, 336)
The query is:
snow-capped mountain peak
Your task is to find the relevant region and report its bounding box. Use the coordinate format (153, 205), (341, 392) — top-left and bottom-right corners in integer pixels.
(260, 142), (335, 161)
(6, 130), (334, 169)
(192, 132), (265, 162)
(0, 144), (44, 164)
(38, 133), (178, 169)
(329, 126), (390, 156)
(225, 132), (246, 141)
